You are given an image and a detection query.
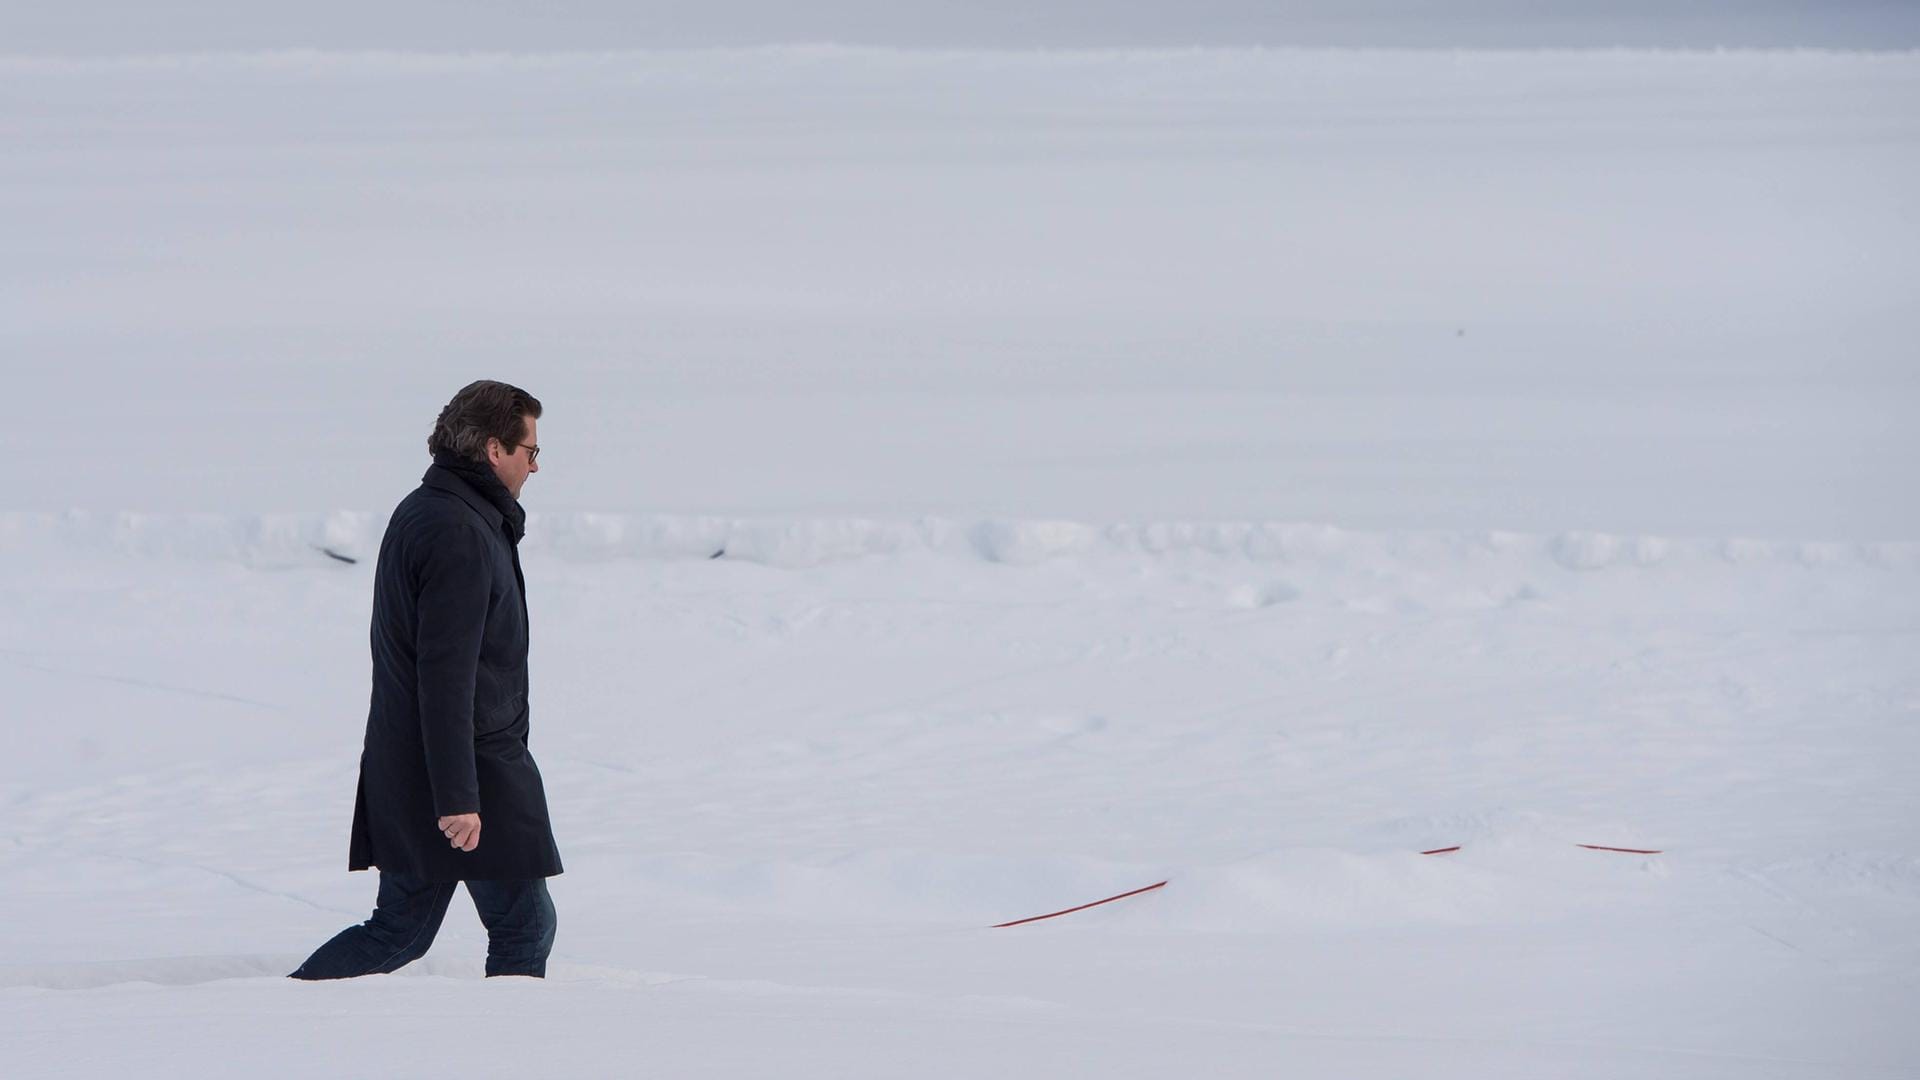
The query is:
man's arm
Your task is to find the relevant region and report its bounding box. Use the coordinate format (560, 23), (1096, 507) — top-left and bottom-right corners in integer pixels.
(414, 524), (490, 825)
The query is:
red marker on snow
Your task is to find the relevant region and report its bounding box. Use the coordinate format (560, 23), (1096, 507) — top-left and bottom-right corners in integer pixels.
(992, 881), (1169, 928)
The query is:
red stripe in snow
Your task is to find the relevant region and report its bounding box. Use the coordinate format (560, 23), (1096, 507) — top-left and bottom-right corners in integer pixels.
(992, 881), (1169, 928)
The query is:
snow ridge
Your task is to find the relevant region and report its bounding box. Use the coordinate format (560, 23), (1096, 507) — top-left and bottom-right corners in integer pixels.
(4, 510), (1914, 572)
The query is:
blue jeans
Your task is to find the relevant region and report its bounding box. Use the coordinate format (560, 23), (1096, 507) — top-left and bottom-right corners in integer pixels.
(289, 870), (556, 980)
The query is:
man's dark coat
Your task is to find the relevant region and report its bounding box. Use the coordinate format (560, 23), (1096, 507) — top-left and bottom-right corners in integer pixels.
(348, 463), (563, 882)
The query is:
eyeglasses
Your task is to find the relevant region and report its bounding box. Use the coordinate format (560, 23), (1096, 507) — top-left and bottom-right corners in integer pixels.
(509, 443), (540, 464)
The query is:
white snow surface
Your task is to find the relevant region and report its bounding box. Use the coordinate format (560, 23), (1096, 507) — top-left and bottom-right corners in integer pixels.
(6, 47), (1918, 538)
(5, 510), (1918, 1076)
(3, 44), (1919, 1079)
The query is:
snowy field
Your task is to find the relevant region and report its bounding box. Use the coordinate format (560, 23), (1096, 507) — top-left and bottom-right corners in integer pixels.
(3, 37), (1919, 1080)
(7, 46), (1917, 536)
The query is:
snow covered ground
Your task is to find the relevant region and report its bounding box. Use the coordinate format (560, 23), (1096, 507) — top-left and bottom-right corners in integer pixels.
(2, 38), (1918, 1080)
(7, 47), (1917, 537)
(3, 514), (1918, 1076)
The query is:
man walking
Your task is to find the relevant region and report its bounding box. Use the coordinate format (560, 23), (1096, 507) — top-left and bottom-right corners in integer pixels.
(292, 380), (563, 980)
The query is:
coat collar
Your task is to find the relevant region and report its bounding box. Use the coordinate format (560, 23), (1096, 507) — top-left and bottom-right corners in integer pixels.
(421, 465), (505, 532)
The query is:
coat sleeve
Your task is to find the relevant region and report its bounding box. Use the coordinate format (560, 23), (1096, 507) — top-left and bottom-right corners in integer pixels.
(413, 523), (491, 817)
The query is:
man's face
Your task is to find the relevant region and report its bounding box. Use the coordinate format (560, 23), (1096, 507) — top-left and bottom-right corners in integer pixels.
(487, 416), (539, 499)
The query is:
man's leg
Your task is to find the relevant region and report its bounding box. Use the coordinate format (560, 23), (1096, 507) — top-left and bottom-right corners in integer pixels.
(288, 870), (458, 980)
(466, 877), (557, 978)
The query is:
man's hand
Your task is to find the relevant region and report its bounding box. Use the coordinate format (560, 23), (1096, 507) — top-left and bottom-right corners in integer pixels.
(438, 813), (481, 852)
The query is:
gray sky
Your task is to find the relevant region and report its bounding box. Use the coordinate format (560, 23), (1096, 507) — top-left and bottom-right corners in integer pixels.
(5, 1), (1918, 54)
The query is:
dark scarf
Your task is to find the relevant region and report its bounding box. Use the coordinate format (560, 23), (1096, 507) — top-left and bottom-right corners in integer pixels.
(431, 451), (527, 544)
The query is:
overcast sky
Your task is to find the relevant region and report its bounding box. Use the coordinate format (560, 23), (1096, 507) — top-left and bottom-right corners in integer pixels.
(4, 1), (1917, 54)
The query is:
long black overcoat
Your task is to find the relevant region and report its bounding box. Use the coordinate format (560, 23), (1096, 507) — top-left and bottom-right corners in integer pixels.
(348, 465), (564, 882)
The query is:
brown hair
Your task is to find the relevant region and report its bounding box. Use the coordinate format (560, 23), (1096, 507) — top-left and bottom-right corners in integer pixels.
(427, 380), (543, 463)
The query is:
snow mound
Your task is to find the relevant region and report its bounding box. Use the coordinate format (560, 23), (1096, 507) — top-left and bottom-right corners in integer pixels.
(589, 834), (1675, 933)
